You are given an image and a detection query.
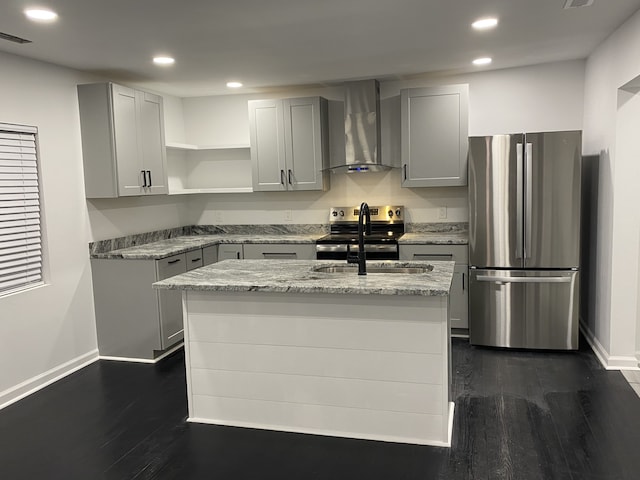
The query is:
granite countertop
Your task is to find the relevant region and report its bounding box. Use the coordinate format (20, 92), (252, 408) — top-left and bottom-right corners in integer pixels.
(91, 234), (322, 260)
(153, 259), (455, 297)
(398, 232), (468, 245)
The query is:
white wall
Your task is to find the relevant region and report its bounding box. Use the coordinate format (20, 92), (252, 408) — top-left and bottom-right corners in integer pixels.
(0, 52), (98, 406)
(177, 60), (584, 225)
(0, 52), (193, 407)
(583, 9), (640, 367)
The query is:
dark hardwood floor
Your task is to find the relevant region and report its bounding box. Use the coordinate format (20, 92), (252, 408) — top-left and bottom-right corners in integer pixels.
(2, 337), (640, 479)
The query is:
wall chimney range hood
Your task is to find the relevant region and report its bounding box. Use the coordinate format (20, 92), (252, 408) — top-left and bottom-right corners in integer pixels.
(330, 79), (392, 173)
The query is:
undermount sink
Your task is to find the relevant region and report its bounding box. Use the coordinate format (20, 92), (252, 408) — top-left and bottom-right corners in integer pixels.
(312, 265), (433, 274)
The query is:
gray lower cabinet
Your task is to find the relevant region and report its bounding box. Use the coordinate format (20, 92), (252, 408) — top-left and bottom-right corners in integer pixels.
(202, 245), (218, 265)
(400, 84), (469, 187)
(243, 243), (315, 260)
(91, 253), (187, 361)
(399, 244), (469, 329)
(218, 244), (244, 260)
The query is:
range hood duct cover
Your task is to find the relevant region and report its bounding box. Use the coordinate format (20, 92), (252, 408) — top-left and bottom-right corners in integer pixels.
(331, 79), (392, 173)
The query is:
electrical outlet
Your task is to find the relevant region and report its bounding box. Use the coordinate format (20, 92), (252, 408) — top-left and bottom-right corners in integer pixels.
(284, 210), (293, 222)
(213, 211), (223, 224)
(438, 207), (447, 219)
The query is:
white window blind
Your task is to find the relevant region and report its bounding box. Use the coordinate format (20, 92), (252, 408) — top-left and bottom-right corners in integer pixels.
(0, 124), (42, 294)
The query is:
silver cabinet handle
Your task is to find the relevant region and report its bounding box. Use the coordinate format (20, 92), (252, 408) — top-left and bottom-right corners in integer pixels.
(476, 275), (571, 283)
(525, 142), (533, 260)
(516, 143), (523, 259)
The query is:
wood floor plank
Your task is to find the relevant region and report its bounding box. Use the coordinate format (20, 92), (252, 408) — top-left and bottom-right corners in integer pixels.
(2, 337), (640, 479)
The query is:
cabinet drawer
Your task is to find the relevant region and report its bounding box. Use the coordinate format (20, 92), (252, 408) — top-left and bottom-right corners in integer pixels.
(186, 248), (204, 271)
(399, 244), (468, 263)
(156, 253), (187, 280)
(243, 243), (315, 260)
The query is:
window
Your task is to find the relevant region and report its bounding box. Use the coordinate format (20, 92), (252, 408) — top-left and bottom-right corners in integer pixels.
(0, 123), (43, 295)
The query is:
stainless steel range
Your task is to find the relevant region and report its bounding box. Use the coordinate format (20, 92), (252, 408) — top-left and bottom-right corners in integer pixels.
(316, 205), (404, 260)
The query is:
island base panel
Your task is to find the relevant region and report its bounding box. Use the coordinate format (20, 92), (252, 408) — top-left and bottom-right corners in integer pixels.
(182, 290), (451, 446)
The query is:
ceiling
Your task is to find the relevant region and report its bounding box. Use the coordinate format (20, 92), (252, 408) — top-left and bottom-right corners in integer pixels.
(1, 0), (640, 97)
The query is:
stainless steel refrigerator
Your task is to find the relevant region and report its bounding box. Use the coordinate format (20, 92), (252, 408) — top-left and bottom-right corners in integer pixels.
(468, 131), (581, 350)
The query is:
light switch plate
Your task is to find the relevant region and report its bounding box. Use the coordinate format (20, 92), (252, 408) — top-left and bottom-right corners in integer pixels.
(438, 207), (447, 219)
(214, 211), (223, 223)
(284, 210), (293, 222)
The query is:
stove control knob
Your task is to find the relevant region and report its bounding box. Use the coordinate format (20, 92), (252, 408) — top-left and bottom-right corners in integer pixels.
(332, 211), (338, 217)
(339, 210), (345, 216)
(395, 209), (402, 217)
(388, 210), (394, 218)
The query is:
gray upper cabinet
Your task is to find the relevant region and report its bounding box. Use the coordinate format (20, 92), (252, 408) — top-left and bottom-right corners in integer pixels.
(78, 82), (168, 198)
(249, 96), (329, 192)
(400, 84), (469, 187)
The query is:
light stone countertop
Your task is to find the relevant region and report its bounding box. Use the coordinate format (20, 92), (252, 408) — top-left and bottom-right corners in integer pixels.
(398, 232), (468, 245)
(90, 230), (468, 260)
(153, 259), (455, 297)
(91, 234), (322, 260)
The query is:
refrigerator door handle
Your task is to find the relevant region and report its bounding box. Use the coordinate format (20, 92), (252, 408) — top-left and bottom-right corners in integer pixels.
(516, 143), (524, 259)
(525, 142), (533, 260)
(476, 275), (571, 284)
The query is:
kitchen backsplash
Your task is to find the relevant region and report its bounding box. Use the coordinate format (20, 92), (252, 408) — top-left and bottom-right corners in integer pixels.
(406, 222), (468, 233)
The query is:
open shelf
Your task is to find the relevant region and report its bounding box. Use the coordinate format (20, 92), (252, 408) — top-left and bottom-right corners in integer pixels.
(169, 187), (253, 195)
(166, 142), (250, 151)
(166, 147), (253, 195)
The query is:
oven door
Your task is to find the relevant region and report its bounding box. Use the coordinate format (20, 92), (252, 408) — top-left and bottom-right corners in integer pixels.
(316, 244), (399, 260)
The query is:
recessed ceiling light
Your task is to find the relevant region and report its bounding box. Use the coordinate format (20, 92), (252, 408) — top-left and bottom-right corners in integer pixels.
(473, 57), (492, 66)
(153, 56), (175, 66)
(226, 81), (243, 88)
(472, 17), (498, 30)
(24, 8), (58, 22)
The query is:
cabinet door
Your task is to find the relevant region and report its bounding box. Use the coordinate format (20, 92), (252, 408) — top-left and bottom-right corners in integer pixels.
(399, 244), (468, 330)
(283, 97), (328, 191)
(218, 244), (244, 260)
(401, 85), (468, 187)
(156, 254), (186, 349)
(111, 84), (145, 196)
(450, 264), (469, 329)
(243, 243), (315, 260)
(249, 99), (287, 191)
(138, 91), (168, 195)
(202, 245), (218, 265)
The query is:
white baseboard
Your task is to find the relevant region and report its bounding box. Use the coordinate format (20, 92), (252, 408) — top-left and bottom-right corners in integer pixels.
(98, 343), (183, 364)
(0, 349), (99, 411)
(187, 415), (453, 447)
(580, 322), (640, 370)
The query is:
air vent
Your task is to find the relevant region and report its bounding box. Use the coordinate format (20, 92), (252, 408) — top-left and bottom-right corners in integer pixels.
(0, 31), (32, 44)
(564, 0), (594, 8)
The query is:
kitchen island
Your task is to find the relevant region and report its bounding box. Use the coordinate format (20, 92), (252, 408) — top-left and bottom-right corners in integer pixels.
(154, 259), (455, 447)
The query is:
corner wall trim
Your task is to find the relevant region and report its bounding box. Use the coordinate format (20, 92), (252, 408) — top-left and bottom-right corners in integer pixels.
(0, 349), (100, 411)
(580, 322), (640, 370)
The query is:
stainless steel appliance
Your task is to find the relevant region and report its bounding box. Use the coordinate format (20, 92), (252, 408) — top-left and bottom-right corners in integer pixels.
(468, 131), (581, 350)
(316, 205), (404, 260)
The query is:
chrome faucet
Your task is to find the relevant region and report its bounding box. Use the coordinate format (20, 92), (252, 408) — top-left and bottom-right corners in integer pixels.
(347, 202), (371, 275)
